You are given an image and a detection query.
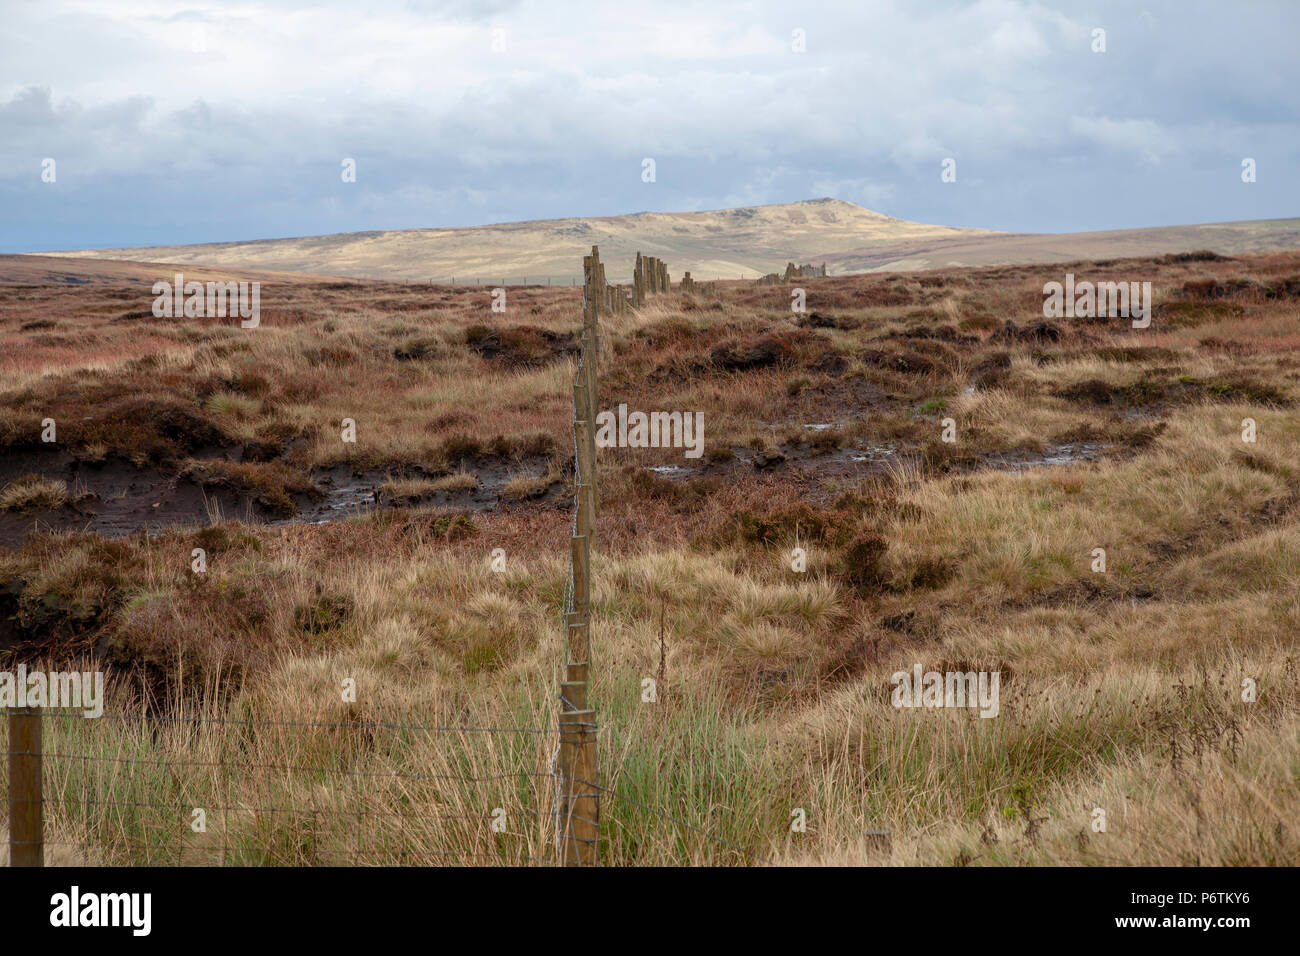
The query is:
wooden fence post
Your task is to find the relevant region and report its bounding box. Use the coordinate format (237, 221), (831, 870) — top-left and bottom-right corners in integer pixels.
(8, 706), (43, 867)
(584, 247), (601, 529)
(574, 382), (596, 538)
(560, 248), (601, 866)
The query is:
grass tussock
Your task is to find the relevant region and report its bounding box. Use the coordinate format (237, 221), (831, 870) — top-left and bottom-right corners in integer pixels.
(0, 475), (74, 511)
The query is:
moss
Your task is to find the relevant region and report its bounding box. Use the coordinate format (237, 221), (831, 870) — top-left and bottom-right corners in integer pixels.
(918, 398), (948, 415)
(294, 593), (354, 635)
(428, 512), (477, 540)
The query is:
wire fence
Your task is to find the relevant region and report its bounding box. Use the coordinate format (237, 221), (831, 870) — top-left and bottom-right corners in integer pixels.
(3, 708), (556, 866)
(2, 707), (773, 866)
(2, 246), (774, 868)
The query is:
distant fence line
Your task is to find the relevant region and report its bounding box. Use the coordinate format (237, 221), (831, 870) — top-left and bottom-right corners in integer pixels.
(755, 261), (828, 286)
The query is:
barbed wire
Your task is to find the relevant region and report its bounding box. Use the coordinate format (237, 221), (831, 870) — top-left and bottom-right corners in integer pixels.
(28, 838), (523, 865)
(36, 795), (547, 822)
(36, 749), (553, 783)
(35, 710), (557, 735)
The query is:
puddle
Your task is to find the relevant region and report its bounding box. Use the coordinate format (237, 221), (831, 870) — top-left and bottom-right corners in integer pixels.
(985, 442), (1105, 471)
(848, 442), (897, 463)
(760, 420), (850, 433)
(284, 466), (377, 526)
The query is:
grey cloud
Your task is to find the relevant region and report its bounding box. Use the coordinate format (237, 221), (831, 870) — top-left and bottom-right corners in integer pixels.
(0, 0), (1296, 251)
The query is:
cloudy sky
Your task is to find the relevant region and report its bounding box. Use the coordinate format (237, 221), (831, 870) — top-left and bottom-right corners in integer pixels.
(1, 0), (1296, 252)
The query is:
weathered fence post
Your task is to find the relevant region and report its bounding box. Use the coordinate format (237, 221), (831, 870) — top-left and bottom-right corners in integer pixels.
(8, 706), (43, 867)
(559, 248), (602, 866)
(584, 248), (600, 528)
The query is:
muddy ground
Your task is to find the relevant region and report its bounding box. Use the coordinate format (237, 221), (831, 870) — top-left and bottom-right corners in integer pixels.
(2, 250), (1298, 549)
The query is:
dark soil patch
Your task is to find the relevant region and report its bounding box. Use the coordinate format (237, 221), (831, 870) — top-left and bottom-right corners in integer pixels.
(969, 352), (1012, 387)
(1055, 374), (1289, 408)
(860, 348), (938, 375)
(1263, 276), (1300, 298)
(887, 324), (979, 346)
(990, 319), (1065, 345)
(466, 324), (577, 367)
(0, 446), (565, 548)
(796, 311), (841, 330)
(711, 335), (794, 371)
(1161, 250), (1231, 264)
(393, 336), (441, 361)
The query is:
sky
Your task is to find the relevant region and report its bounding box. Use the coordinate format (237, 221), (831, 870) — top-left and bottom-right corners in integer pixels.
(0, 0), (1296, 252)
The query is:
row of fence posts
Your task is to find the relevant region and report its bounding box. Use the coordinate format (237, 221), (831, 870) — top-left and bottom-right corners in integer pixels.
(434, 268), (679, 294)
(557, 245), (604, 866)
(432, 255), (684, 301)
(632, 252), (672, 307)
(557, 245), (673, 864)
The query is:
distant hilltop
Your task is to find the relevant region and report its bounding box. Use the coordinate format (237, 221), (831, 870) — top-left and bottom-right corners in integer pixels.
(31, 199), (1300, 282)
(35, 199), (992, 282)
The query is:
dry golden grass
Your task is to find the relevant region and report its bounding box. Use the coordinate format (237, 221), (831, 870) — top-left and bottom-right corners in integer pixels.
(3, 250), (1300, 865)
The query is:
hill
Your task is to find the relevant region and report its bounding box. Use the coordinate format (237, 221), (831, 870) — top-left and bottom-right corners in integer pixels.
(34, 199), (991, 282)
(24, 199), (1300, 283)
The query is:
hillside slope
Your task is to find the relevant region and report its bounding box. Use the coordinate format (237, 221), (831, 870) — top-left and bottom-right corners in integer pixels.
(30, 199), (1300, 283)
(38, 199), (991, 283)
